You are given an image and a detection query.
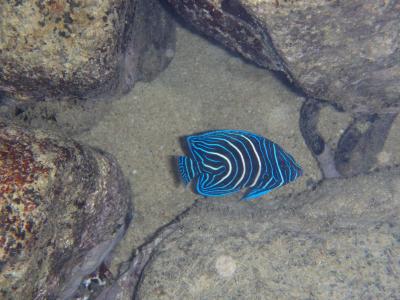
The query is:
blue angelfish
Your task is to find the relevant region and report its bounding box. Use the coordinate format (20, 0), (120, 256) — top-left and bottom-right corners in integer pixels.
(178, 130), (302, 200)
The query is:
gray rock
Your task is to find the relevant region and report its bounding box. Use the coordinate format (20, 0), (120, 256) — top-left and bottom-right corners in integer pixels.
(0, 0), (175, 102)
(0, 122), (131, 299)
(165, 0), (400, 113)
(334, 113), (398, 176)
(300, 99), (398, 177)
(135, 167), (400, 299)
(381, 114), (400, 168)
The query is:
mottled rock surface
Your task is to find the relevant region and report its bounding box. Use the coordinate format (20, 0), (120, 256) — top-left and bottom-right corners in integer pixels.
(136, 166), (400, 299)
(0, 122), (131, 299)
(0, 0), (175, 102)
(166, 0), (400, 113)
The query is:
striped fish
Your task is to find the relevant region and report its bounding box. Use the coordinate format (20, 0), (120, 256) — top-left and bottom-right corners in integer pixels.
(178, 130), (302, 200)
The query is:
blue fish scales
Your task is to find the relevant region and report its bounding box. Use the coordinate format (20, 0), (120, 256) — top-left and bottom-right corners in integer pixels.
(178, 130), (302, 200)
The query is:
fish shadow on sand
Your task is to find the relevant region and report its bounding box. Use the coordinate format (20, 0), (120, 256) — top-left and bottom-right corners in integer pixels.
(168, 135), (191, 188)
(169, 155), (182, 188)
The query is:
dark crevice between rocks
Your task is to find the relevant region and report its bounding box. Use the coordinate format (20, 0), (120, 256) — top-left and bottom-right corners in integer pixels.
(91, 202), (197, 300)
(117, 0), (176, 94)
(272, 70), (307, 98)
(300, 98), (341, 179)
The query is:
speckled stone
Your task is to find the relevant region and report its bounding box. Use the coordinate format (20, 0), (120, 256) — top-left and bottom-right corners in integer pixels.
(0, 0), (175, 102)
(0, 122), (131, 299)
(165, 0), (400, 113)
(136, 166), (400, 299)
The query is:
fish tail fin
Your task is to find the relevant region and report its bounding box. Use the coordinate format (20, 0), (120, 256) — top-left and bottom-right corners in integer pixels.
(178, 156), (197, 185)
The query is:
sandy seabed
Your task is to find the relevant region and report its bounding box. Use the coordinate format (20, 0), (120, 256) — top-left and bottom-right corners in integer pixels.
(75, 23), (400, 272)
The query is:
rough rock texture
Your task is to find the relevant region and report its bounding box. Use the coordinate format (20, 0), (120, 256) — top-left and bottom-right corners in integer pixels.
(0, 122), (131, 300)
(334, 113), (398, 176)
(136, 166), (400, 299)
(166, 0), (400, 113)
(0, 0), (175, 102)
(381, 113), (400, 169)
(300, 98), (398, 177)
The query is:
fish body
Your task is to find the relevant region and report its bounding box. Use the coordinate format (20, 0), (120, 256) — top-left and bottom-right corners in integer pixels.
(178, 130), (302, 200)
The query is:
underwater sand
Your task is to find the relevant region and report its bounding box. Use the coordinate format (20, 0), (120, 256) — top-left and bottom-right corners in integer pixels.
(75, 23), (320, 271)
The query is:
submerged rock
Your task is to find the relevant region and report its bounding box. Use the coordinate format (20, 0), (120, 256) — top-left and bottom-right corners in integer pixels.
(0, 0), (175, 102)
(166, 0), (400, 113)
(0, 122), (131, 299)
(299, 99), (398, 177)
(135, 166), (400, 299)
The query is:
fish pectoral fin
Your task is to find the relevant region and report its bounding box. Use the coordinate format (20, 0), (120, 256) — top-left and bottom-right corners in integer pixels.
(242, 187), (271, 201)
